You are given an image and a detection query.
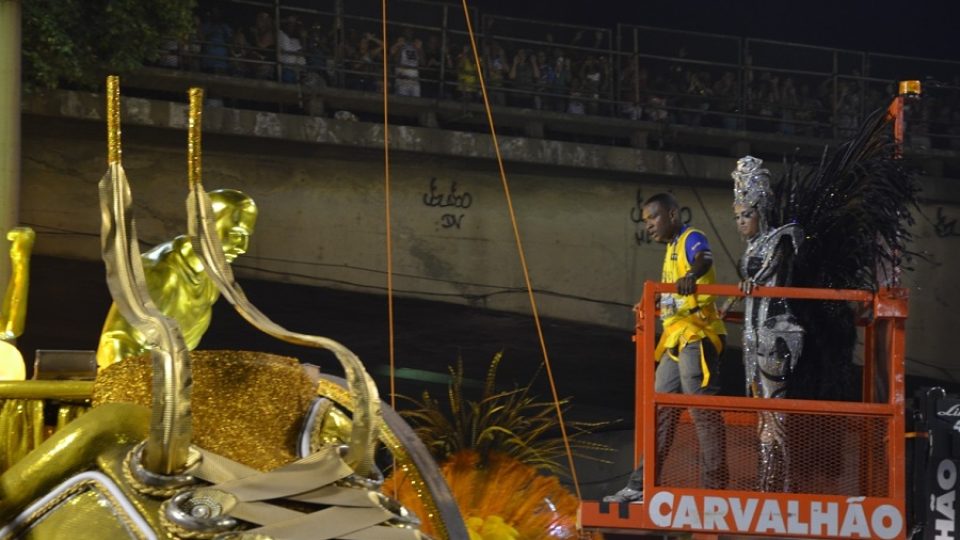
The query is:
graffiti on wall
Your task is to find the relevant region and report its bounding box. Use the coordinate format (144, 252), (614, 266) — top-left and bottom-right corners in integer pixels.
(423, 177), (473, 229)
(630, 189), (692, 245)
(934, 207), (960, 238)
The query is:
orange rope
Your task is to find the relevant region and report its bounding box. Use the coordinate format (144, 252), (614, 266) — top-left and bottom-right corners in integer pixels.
(381, 0), (396, 410)
(460, 0), (582, 501)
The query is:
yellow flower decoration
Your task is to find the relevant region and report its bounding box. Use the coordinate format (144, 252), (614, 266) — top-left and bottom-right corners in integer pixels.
(467, 515), (520, 540)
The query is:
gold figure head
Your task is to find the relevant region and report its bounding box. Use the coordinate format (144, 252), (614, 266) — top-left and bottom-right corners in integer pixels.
(209, 189), (257, 263)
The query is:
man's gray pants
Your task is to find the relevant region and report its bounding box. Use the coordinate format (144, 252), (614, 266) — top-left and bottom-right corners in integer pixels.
(626, 337), (728, 491)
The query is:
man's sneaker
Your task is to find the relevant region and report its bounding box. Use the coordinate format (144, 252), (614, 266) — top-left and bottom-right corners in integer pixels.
(602, 487), (643, 504)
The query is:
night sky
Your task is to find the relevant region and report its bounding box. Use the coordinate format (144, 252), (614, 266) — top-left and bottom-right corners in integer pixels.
(467, 0), (960, 62)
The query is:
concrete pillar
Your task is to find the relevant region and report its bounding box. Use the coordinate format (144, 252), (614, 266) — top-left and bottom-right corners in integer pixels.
(0, 0), (22, 288)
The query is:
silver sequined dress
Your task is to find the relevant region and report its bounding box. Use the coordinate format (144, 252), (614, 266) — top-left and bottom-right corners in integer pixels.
(739, 223), (804, 492)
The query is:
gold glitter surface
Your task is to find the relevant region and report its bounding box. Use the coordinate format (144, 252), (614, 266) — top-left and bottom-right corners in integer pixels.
(106, 75), (121, 164)
(93, 350), (316, 471)
(188, 87), (203, 187)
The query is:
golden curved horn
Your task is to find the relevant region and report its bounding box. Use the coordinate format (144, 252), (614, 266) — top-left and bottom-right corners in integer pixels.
(99, 75), (193, 475)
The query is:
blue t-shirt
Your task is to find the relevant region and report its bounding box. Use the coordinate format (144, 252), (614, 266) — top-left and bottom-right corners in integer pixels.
(675, 224), (711, 264)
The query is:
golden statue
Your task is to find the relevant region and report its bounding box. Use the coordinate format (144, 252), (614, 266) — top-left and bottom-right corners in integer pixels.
(0, 227), (35, 381)
(0, 79), (462, 540)
(95, 189), (257, 368)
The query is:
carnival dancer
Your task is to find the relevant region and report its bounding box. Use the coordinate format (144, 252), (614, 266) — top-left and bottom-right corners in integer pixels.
(729, 105), (918, 490)
(731, 156), (804, 492)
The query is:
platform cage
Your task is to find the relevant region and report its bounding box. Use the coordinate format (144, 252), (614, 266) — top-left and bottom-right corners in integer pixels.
(580, 282), (908, 540)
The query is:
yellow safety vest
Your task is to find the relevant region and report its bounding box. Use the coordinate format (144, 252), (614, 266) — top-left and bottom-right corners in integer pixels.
(655, 227), (726, 385)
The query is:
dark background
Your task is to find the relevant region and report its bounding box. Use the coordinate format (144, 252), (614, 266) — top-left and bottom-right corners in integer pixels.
(468, 0), (960, 61)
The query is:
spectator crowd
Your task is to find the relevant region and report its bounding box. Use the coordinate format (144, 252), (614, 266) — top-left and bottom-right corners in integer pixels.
(152, 2), (960, 150)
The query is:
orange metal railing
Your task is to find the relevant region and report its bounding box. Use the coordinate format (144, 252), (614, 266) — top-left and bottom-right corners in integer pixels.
(580, 282), (909, 540)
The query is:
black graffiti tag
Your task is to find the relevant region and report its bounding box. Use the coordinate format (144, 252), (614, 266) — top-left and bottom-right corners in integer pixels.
(423, 178), (473, 209)
(440, 214), (465, 229)
(934, 207), (960, 238)
(630, 189), (692, 245)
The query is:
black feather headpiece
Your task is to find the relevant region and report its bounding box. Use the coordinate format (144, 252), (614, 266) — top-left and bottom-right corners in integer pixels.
(771, 107), (920, 400)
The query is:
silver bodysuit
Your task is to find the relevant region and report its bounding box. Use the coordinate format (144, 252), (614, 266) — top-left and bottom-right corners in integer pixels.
(739, 223), (804, 492)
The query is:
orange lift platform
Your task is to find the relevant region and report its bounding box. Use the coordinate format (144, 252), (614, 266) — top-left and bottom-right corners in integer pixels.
(580, 281), (909, 539)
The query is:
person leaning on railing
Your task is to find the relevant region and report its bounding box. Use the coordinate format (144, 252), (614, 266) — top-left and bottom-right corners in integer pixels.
(713, 71), (739, 130)
(509, 48), (539, 108)
(484, 41), (510, 106)
(278, 14), (307, 84)
(391, 28), (423, 98)
(604, 192), (729, 504)
(229, 24), (253, 78)
(200, 7), (232, 76)
(456, 44), (479, 102)
(182, 14), (203, 72)
(249, 11), (276, 80)
(730, 156), (803, 493)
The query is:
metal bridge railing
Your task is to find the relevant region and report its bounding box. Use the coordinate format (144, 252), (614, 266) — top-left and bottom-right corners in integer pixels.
(143, 0), (960, 160)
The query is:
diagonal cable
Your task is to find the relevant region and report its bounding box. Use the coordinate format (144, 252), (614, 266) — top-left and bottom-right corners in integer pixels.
(459, 0), (582, 501)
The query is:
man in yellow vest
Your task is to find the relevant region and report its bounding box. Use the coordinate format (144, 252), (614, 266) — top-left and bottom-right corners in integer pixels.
(605, 192), (728, 503)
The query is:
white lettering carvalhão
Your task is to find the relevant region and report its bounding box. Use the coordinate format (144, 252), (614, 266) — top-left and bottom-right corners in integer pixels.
(933, 459), (957, 540)
(647, 491), (903, 539)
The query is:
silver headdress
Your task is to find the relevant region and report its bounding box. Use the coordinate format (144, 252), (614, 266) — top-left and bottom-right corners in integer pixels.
(732, 155), (773, 213)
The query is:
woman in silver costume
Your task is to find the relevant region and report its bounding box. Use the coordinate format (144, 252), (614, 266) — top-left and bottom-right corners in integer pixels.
(731, 156), (804, 492)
